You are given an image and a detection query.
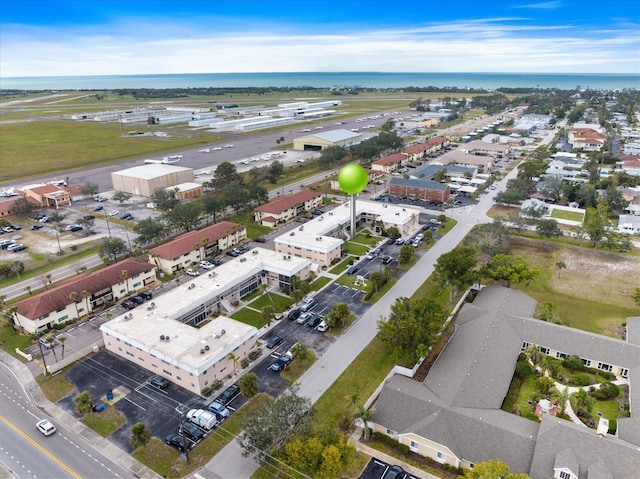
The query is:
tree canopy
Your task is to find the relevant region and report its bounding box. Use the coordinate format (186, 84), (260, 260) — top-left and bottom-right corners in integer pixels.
(480, 254), (539, 287)
(433, 246), (478, 303)
(377, 297), (447, 364)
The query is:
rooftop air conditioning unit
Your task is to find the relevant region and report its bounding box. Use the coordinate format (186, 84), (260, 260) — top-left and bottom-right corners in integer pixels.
(240, 257), (246, 262)
(165, 336), (170, 341)
(200, 349), (205, 355)
(252, 250), (258, 255)
(188, 283), (196, 289)
(124, 313), (133, 320)
(204, 345), (210, 351)
(290, 232), (295, 236)
(208, 273), (213, 278)
(220, 329), (226, 335)
(299, 226), (304, 231)
(160, 335), (165, 340)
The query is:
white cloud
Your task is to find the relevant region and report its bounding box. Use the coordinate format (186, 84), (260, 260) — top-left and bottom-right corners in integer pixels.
(1, 18), (638, 76)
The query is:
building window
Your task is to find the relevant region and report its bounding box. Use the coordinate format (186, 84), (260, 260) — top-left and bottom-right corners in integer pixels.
(469, 463), (475, 469)
(539, 347), (550, 355)
(386, 429), (396, 437)
(163, 370), (172, 376)
(555, 352), (567, 359)
(436, 451), (446, 462)
(410, 441), (419, 451)
(559, 471), (572, 479)
(598, 362), (613, 372)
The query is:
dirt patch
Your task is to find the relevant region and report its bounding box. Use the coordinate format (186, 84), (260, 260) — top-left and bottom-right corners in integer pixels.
(551, 247), (639, 309)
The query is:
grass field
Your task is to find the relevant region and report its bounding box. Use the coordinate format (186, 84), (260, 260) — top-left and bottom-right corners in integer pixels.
(551, 209), (585, 222)
(0, 120), (216, 181)
(80, 406), (126, 437)
(508, 237), (638, 337)
(310, 276), (331, 291)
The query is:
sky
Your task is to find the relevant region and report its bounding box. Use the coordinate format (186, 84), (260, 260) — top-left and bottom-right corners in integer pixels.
(1, 0), (639, 78)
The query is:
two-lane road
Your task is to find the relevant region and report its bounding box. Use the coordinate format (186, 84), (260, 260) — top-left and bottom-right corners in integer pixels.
(0, 360), (133, 479)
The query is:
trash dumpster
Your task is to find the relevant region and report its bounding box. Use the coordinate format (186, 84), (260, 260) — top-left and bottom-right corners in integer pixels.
(94, 404), (106, 412)
(106, 390), (114, 401)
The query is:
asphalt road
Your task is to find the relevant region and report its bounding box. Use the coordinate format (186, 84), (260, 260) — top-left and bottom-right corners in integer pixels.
(0, 358), (132, 479)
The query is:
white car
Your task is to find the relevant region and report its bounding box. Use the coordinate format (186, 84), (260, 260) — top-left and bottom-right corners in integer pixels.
(186, 268), (199, 277)
(212, 147), (222, 151)
(316, 320), (329, 332)
(36, 419), (56, 436)
(223, 144), (235, 148)
(108, 210), (119, 217)
(365, 252), (375, 260)
(200, 261), (215, 270)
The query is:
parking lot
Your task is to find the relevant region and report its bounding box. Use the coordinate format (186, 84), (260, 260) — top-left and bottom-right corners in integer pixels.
(359, 457), (419, 479)
(57, 350), (245, 452)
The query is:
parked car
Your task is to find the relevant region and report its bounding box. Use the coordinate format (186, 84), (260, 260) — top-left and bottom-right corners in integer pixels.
(207, 400), (231, 420)
(216, 384), (240, 405)
(0, 240), (16, 249)
(287, 308), (301, 321)
(316, 320), (329, 332)
(65, 225), (83, 232)
(186, 268), (199, 277)
(7, 243), (27, 252)
(130, 296), (145, 305)
(30, 224), (43, 230)
(429, 218), (442, 226)
(199, 261), (215, 270)
(83, 214), (96, 221)
(382, 255), (394, 265)
(93, 205), (104, 212)
(299, 297), (315, 312)
(187, 408), (219, 431)
(296, 312), (311, 325)
(365, 252), (375, 260)
(120, 212), (133, 220)
(180, 422), (204, 442)
(254, 237), (267, 243)
(95, 195), (108, 202)
(269, 354), (293, 372)
(226, 249), (239, 257)
(108, 210), (119, 217)
(383, 465), (405, 479)
(148, 375), (168, 389)
(139, 291), (153, 301)
(165, 434), (188, 452)
(36, 419), (56, 436)
(412, 239), (421, 248)
(305, 313), (323, 328)
(9, 224), (21, 230)
(122, 300), (136, 310)
(266, 335), (284, 349)
(395, 237), (405, 245)
(346, 265), (359, 275)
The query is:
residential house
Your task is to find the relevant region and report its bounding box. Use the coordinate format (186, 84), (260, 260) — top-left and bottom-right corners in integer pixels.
(567, 128), (605, 152)
(20, 184), (73, 209)
(12, 258), (157, 334)
(148, 221), (246, 275)
(369, 286), (640, 478)
(617, 215), (640, 235)
(253, 190), (322, 227)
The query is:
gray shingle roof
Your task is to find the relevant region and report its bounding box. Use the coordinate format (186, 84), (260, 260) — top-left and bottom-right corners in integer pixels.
(388, 177), (448, 191)
(372, 286), (640, 478)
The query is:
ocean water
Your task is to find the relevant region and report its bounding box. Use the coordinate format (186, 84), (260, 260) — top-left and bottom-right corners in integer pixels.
(1, 72), (638, 91)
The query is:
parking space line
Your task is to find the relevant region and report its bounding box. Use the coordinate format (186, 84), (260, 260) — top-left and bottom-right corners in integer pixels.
(123, 396), (146, 411)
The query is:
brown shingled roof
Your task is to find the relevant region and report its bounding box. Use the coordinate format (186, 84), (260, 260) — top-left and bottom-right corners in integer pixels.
(254, 190), (321, 215)
(16, 258), (156, 320)
(148, 221), (244, 260)
(372, 153), (406, 165)
(403, 136), (446, 154)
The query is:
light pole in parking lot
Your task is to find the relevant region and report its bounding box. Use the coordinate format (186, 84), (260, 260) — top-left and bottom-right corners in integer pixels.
(177, 408), (189, 463)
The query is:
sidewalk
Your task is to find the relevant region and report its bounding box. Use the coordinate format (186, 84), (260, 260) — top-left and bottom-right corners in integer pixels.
(0, 350), (160, 479)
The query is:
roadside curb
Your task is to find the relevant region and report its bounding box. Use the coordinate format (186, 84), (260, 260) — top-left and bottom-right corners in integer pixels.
(0, 349), (161, 479)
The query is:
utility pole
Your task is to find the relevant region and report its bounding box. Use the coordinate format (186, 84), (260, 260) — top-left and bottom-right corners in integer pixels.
(36, 333), (49, 376)
(178, 409), (189, 463)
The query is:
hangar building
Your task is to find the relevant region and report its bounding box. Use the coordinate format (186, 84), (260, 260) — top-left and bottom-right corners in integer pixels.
(111, 164), (194, 197)
(293, 129), (362, 151)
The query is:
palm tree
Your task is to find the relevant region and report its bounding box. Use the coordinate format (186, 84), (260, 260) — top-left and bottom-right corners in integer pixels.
(556, 261), (566, 278)
(345, 392), (359, 415)
(81, 290), (91, 317)
(68, 291), (80, 319)
(120, 270), (130, 294)
(227, 352), (238, 376)
(261, 306), (276, 327)
(356, 405), (375, 439)
(24, 285), (32, 296)
(47, 338), (58, 362)
(557, 388), (570, 415)
(59, 336), (67, 358)
(525, 344), (541, 366)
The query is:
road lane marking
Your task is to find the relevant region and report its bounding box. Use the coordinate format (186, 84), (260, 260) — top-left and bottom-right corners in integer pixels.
(0, 414), (82, 479)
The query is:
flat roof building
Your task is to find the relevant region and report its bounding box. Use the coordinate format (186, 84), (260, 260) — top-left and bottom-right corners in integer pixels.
(293, 129), (362, 151)
(111, 164), (194, 197)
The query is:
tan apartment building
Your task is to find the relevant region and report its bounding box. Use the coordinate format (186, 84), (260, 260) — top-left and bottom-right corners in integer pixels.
(254, 190), (322, 227)
(371, 153), (407, 174)
(567, 128), (605, 152)
(403, 136), (449, 162)
(20, 184), (73, 209)
(13, 258), (157, 334)
(101, 313), (258, 396)
(148, 221), (246, 275)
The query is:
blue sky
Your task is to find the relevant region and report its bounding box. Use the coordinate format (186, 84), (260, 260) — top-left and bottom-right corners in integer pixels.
(1, 0), (639, 77)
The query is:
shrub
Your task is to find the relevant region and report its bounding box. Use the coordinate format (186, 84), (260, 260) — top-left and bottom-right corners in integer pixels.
(240, 358), (250, 369)
(201, 387), (213, 397)
(248, 349), (262, 361)
(563, 354), (585, 371)
(373, 432), (410, 454)
(597, 382), (620, 399)
(515, 361), (534, 379)
(211, 379), (223, 391)
(608, 418), (617, 435)
(572, 373), (591, 386)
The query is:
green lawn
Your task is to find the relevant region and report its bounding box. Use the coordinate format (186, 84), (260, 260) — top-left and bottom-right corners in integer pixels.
(230, 308), (267, 329)
(0, 121), (216, 181)
(343, 242), (369, 256)
(248, 293), (293, 313)
(313, 337), (396, 427)
(364, 277), (398, 304)
(334, 273), (369, 292)
(351, 232), (381, 246)
(80, 406), (126, 437)
(310, 276), (331, 291)
(328, 257), (352, 274)
(551, 209), (585, 222)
